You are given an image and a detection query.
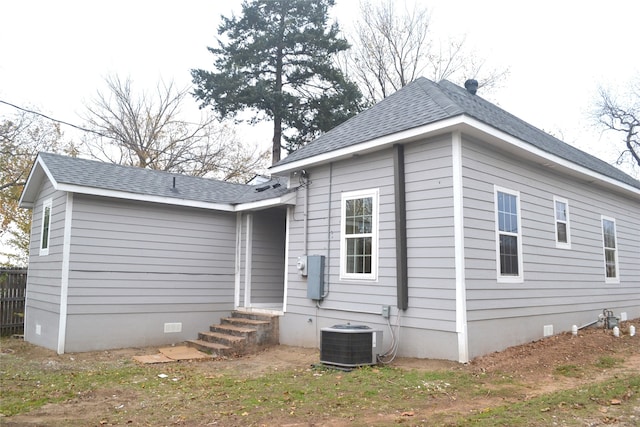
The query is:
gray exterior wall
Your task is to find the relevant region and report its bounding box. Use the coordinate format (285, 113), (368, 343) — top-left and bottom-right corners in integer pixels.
(63, 194), (237, 352)
(280, 135), (460, 359)
(24, 179), (67, 350)
(461, 136), (640, 358)
(280, 131), (640, 361)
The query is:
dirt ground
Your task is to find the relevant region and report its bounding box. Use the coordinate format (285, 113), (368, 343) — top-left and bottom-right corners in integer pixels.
(2, 319), (639, 426)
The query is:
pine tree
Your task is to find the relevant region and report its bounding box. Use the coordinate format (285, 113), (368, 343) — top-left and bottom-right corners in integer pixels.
(191, 0), (362, 164)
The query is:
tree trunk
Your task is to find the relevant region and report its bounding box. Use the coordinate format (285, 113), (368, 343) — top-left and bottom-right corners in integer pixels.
(272, 119), (282, 164)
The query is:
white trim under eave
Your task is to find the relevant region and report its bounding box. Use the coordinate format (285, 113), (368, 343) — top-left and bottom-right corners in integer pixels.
(55, 183), (236, 212)
(234, 191), (297, 212)
(19, 157), (59, 208)
(456, 118), (640, 198)
(452, 131), (469, 364)
(269, 117), (462, 174)
(270, 115), (640, 198)
(57, 192), (73, 354)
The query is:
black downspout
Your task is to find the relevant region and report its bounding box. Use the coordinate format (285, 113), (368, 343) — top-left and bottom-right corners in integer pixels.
(393, 144), (408, 310)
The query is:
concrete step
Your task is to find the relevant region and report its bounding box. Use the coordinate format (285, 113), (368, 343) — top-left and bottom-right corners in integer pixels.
(186, 339), (233, 357)
(187, 310), (280, 359)
(222, 317), (271, 327)
(232, 311), (280, 323)
(222, 316), (278, 347)
(199, 330), (246, 346)
(211, 323), (257, 337)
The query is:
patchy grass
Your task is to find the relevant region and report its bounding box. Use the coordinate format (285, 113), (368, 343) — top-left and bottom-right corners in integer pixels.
(1, 332), (639, 426)
(594, 355), (624, 369)
(554, 364), (583, 378)
(452, 374), (640, 426)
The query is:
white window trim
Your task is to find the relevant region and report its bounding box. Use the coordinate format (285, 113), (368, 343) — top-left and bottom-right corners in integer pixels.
(339, 188), (379, 281)
(601, 215), (620, 284)
(553, 196), (571, 249)
(39, 198), (52, 256)
(494, 186), (524, 283)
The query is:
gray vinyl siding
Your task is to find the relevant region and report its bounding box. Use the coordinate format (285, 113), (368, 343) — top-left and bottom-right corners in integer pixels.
(24, 179), (67, 350)
(63, 194), (237, 352)
(404, 136), (457, 331)
(461, 136), (640, 358)
(281, 149), (396, 349)
(281, 136), (459, 359)
(249, 208), (286, 305)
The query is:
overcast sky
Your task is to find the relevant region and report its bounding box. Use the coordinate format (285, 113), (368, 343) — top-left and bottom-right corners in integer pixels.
(1, 0), (639, 172)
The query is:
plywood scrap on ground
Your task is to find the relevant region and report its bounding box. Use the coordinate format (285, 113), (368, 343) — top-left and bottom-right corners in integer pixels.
(159, 346), (212, 361)
(133, 353), (174, 364)
(134, 346), (212, 364)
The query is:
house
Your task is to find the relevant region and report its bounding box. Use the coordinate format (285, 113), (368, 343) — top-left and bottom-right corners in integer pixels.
(20, 78), (640, 362)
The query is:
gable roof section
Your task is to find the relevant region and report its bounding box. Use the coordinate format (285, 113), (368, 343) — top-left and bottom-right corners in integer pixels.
(19, 152), (293, 211)
(272, 77), (640, 192)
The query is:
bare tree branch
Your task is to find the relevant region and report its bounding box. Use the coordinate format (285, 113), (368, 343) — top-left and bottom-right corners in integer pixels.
(344, 0), (509, 103)
(83, 75), (268, 182)
(593, 77), (640, 171)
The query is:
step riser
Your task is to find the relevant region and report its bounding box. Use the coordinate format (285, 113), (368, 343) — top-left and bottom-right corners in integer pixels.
(186, 340), (235, 358)
(198, 332), (246, 347)
(232, 311), (280, 323)
(210, 324), (256, 337)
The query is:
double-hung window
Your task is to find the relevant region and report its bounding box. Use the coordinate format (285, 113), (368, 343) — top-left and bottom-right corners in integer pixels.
(40, 198), (52, 256)
(553, 196), (571, 248)
(340, 189), (378, 280)
(601, 216), (619, 283)
(494, 187), (523, 282)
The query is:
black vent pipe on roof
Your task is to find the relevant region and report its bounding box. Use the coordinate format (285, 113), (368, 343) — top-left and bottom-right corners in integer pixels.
(464, 79), (478, 95)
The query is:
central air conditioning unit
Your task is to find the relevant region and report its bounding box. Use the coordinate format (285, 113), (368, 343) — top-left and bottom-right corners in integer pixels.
(320, 324), (382, 368)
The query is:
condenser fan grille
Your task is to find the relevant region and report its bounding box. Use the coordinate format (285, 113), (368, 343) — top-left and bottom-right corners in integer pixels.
(320, 325), (382, 367)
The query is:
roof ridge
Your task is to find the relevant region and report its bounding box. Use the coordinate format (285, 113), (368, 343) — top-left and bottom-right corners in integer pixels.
(38, 152), (253, 188)
(29, 152), (293, 207)
(416, 78), (464, 116)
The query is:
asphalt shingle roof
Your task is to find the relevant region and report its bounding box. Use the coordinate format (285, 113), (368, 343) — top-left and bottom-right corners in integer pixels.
(38, 152), (292, 205)
(275, 77), (640, 190)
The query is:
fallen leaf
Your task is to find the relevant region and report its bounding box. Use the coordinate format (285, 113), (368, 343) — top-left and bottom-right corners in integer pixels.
(610, 399), (621, 405)
(540, 407), (550, 412)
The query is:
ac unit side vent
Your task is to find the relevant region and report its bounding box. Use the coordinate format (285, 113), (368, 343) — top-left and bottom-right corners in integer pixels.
(320, 325), (382, 368)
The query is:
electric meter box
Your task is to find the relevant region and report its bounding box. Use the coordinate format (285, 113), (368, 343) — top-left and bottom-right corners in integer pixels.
(306, 255), (325, 300)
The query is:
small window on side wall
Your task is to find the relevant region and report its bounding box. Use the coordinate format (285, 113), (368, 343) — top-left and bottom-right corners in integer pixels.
(601, 216), (619, 283)
(553, 196), (571, 249)
(340, 189), (378, 281)
(40, 198), (52, 256)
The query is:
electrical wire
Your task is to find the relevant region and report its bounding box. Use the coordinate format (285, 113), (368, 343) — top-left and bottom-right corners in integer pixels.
(377, 309), (402, 364)
(0, 99), (108, 138)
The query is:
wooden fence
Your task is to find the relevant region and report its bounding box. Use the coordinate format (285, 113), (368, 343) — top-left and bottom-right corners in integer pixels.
(1, 268), (27, 336)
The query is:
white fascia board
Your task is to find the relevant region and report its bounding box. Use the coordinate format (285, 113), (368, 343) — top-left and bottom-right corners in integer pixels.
(18, 156), (59, 208)
(55, 183), (236, 212)
(269, 117), (462, 174)
(234, 191), (297, 212)
(458, 117), (640, 198)
(270, 114), (639, 198)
